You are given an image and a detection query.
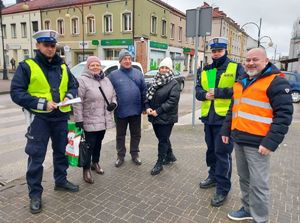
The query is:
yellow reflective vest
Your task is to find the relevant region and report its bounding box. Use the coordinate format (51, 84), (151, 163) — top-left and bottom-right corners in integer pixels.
(25, 59), (71, 113)
(200, 62), (237, 117)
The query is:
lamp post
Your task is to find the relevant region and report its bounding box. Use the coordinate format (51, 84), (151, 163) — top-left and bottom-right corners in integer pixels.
(241, 18), (262, 47)
(0, 0), (8, 80)
(65, 4), (85, 61)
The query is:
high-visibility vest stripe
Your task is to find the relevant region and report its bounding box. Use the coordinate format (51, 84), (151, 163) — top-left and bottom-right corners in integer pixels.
(237, 98), (272, 109)
(233, 111), (273, 124)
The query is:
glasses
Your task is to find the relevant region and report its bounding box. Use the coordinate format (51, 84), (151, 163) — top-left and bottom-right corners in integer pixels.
(42, 43), (56, 48)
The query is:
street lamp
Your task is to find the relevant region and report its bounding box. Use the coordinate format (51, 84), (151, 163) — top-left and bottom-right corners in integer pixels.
(65, 4), (85, 61)
(0, 0), (8, 80)
(240, 18), (262, 47)
(22, 2), (33, 57)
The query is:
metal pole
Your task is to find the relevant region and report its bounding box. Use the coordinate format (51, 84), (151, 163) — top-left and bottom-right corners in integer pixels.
(0, 0), (8, 80)
(257, 18), (262, 47)
(81, 4), (85, 61)
(192, 7), (200, 127)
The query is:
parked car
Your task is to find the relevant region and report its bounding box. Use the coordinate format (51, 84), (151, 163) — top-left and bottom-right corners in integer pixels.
(144, 70), (185, 91)
(70, 60), (144, 78)
(282, 71), (300, 103)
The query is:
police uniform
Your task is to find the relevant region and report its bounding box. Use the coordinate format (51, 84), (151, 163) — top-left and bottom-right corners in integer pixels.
(195, 37), (244, 206)
(10, 30), (79, 214)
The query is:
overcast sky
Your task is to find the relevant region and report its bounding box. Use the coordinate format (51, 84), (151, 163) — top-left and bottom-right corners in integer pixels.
(166, 0), (300, 59)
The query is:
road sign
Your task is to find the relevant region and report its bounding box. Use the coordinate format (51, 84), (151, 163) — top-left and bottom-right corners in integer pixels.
(186, 7), (212, 37)
(64, 45), (70, 52)
(128, 45), (135, 55)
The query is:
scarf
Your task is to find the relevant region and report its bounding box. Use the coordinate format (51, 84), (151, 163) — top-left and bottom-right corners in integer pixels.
(146, 71), (174, 100)
(93, 71), (105, 81)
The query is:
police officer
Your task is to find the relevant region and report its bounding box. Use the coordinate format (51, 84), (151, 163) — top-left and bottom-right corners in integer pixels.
(195, 37), (244, 207)
(10, 30), (79, 214)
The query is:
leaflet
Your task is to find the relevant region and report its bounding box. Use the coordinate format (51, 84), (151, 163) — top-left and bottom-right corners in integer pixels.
(57, 97), (82, 107)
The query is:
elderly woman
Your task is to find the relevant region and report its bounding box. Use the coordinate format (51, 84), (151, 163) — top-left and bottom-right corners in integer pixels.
(146, 57), (181, 175)
(73, 56), (117, 184)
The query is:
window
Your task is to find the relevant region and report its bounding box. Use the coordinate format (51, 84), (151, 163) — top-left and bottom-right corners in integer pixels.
(151, 15), (157, 34)
(23, 49), (29, 60)
(161, 19), (166, 36)
(21, 22), (27, 38)
(44, 20), (50, 30)
(104, 14), (112, 33)
(57, 19), (64, 35)
(32, 21), (38, 33)
(11, 23), (16, 38)
(71, 17), (79, 35)
(87, 15), (95, 34)
(2, 25), (6, 39)
(122, 12), (132, 32)
(170, 23), (174, 39)
(178, 26), (182, 41)
(104, 65), (118, 76)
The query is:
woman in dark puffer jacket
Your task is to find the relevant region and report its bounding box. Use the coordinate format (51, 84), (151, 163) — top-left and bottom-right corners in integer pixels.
(145, 57), (181, 175)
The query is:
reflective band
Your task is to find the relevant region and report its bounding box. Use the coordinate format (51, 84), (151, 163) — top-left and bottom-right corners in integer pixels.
(235, 111), (272, 124)
(37, 102), (44, 110)
(241, 98), (271, 109)
(234, 99), (239, 105)
(38, 98), (46, 103)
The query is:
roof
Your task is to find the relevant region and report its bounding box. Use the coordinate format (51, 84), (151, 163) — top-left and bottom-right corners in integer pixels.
(2, 0), (108, 14)
(3, 0), (186, 17)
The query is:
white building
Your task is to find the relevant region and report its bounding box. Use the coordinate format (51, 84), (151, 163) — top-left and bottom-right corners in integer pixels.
(288, 17), (300, 72)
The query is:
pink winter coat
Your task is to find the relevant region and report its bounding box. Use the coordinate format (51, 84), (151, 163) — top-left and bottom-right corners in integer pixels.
(73, 69), (117, 132)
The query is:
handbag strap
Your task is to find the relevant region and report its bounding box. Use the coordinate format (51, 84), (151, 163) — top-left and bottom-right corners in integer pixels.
(99, 86), (110, 105)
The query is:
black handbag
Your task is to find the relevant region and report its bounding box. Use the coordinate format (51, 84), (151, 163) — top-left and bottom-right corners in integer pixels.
(78, 132), (90, 168)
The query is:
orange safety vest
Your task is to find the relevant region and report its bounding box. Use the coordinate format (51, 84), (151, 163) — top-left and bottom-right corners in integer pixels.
(231, 74), (278, 136)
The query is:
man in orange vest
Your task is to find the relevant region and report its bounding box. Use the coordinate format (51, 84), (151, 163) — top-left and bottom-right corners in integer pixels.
(221, 48), (293, 223)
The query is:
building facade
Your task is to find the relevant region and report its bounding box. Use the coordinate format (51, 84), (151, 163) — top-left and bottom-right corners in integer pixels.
(288, 17), (300, 72)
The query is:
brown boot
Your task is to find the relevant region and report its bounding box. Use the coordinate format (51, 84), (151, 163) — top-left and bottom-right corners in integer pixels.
(91, 163), (104, 174)
(83, 168), (94, 184)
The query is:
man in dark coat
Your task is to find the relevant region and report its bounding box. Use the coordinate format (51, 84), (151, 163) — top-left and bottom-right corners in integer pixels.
(222, 48), (293, 223)
(10, 30), (79, 214)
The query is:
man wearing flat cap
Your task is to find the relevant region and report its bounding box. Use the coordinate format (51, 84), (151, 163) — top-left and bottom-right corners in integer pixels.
(195, 37), (244, 207)
(108, 49), (147, 168)
(10, 30), (79, 214)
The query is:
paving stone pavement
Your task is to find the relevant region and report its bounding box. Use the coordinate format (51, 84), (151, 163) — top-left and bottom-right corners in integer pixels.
(0, 122), (299, 223)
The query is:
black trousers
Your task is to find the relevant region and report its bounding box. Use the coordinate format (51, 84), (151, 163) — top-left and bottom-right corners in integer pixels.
(84, 130), (106, 169)
(115, 115), (141, 159)
(152, 124), (174, 159)
(25, 116), (68, 199)
(204, 124), (233, 195)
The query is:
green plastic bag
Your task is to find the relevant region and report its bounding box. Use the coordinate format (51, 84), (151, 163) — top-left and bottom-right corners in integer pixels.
(66, 121), (83, 167)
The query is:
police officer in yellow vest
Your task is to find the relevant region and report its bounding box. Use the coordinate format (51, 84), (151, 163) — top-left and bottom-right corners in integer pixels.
(195, 37), (244, 207)
(10, 30), (79, 214)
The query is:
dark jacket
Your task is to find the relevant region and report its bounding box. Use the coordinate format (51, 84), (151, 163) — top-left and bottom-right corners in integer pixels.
(108, 66), (147, 119)
(145, 79), (180, 125)
(10, 51), (78, 121)
(195, 57), (244, 125)
(220, 63), (293, 151)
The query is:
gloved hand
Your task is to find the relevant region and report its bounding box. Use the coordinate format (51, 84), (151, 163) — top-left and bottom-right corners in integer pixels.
(107, 103), (117, 112)
(75, 122), (84, 129)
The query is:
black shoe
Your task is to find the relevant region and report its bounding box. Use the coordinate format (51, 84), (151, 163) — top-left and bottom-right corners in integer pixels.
(30, 197), (42, 214)
(54, 180), (79, 192)
(211, 193), (227, 207)
(199, 177), (216, 189)
(163, 152), (177, 165)
(132, 157), (142, 165)
(151, 161), (163, 175)
(115, 158), (124, 167)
